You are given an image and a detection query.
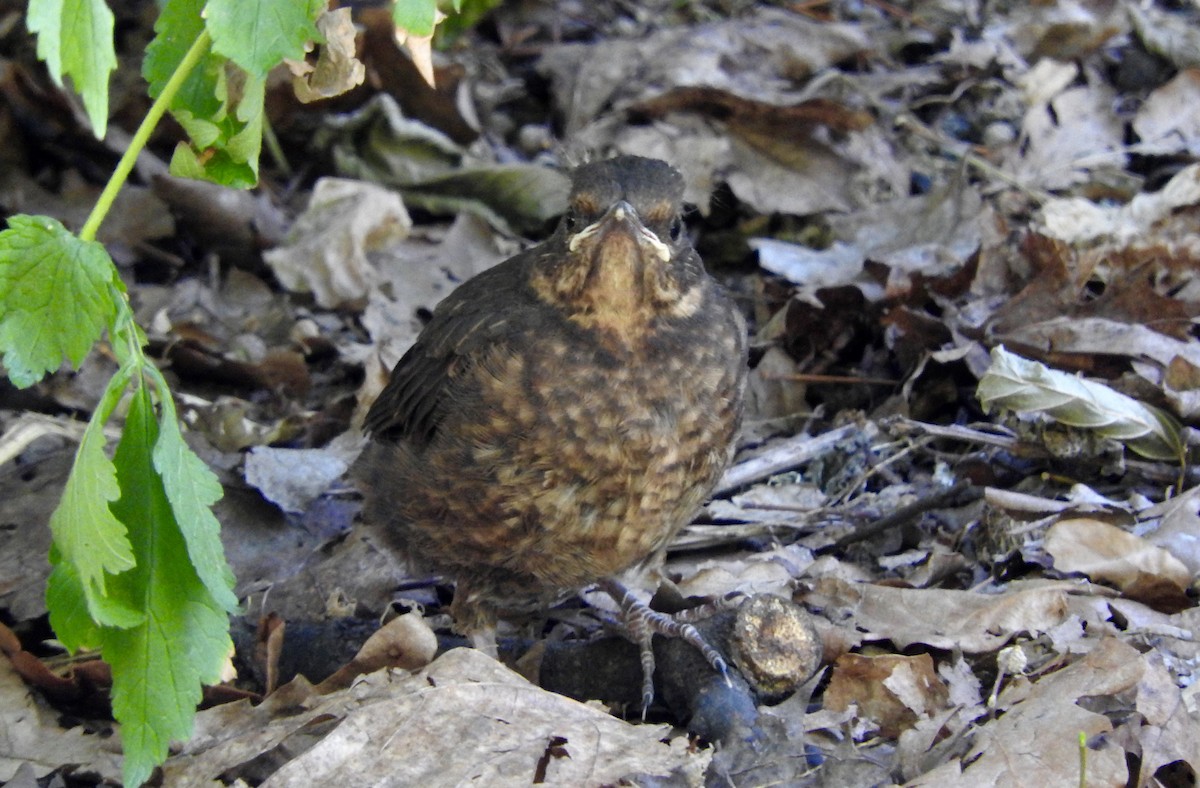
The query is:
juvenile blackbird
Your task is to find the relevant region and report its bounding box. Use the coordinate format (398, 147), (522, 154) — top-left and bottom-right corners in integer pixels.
(359, 156), (747, 695)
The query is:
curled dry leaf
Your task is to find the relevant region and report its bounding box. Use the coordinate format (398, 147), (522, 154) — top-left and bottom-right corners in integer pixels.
(0, 658), (123, 782)
(824, 653), (949, 738)
(263, 178), (411, 310)
(289, 8), (366, 103)
(1044, 518), (1191, 611)
(800, 576), (1072, 653)
(394, 9), (445, 88)
(163, 649), (707, 787)
(1139, 483), (1200, 574)
(1037, 163), (1200, 244)
(977, 345), (1184, 462)
(314, 611), (438, 692)
(957, 639), (1142, 786)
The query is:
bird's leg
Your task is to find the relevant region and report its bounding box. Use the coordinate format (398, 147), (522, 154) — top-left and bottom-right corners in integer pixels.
(599, 577), (731, 716)
(451, 583), (499, 658)
(468, 624), (499, 658)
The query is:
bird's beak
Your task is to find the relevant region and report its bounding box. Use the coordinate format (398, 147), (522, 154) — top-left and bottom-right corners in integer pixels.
(568, 200), (671, 263)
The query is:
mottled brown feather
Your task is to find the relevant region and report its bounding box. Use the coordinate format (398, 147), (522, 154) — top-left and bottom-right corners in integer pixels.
(359, 156), (747, 634)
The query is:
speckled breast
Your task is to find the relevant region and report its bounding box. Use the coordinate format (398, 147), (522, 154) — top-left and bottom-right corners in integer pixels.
(390, 302), (746, 607)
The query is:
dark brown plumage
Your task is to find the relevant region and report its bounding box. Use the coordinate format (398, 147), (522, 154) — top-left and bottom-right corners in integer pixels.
(359, 156), (747, 658)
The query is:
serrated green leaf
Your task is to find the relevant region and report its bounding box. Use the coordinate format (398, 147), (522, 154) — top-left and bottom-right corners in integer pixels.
(169, 141), (259, 189)
(172, 107), (223, 150)
(149, 370), (237, 612)
(206, 0), (322, 79)
(47, 365), (145, 628)
(101, 384), (232, 788)
(27, 0), (116, 137)
(0, 215), (122, 388)
(165, 68), (264, 188)
(226, 70), (265, 164)
(143, 0), (223, 117)
(394, 0), (437, 36)
(45, 557), (101, 652)
(977, 345), (1185, 462)
(45, 548), (146, 648)
(435, 0), (500, 41)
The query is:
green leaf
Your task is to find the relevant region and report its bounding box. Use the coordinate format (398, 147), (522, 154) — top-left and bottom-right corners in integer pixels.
(0, 215), (122, 388)
(47, 365), (144, 628)
(166, 68), (265, 188)
(101, 384), (233, 788)
(143, 0), (223, 117)
(394, 0), (437, 36)
(26, 0), (116, 137)
(45, 556), (101, 652)
(148, 369), (237, 612)
(206, 0), (322, 79)
(978, 345), (1185, 462)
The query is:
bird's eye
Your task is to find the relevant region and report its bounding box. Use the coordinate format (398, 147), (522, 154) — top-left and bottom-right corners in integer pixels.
(669, 216), (683, 241)
(564, 212), (579, 232)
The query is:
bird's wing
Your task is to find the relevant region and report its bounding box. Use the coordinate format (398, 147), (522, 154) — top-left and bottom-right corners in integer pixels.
(364, 252), (539, 444)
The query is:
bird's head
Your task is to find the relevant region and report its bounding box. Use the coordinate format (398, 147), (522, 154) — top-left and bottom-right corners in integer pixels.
(531, 156), (706, 343)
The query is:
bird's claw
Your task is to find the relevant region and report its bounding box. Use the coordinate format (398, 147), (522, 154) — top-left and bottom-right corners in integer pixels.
(600, 578), (731, 716)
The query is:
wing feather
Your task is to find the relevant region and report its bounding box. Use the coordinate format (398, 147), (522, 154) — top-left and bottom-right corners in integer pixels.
(364, 252), (541, 444)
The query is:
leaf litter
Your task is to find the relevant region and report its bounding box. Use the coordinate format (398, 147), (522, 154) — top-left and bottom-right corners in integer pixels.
(2, 0), (1200, 786)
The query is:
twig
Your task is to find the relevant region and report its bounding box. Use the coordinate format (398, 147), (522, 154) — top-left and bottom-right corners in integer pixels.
(818, 479), (980, 553)
(716, 423), (874, 495)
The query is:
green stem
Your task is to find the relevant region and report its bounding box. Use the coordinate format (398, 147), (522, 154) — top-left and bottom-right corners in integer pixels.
(79, 29), (213, 242)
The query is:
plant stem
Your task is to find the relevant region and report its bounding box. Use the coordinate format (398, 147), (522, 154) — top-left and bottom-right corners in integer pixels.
(80, 29), (213, 242)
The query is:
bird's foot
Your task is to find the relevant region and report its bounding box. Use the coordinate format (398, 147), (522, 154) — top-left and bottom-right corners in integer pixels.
(599, 577), (732, 718)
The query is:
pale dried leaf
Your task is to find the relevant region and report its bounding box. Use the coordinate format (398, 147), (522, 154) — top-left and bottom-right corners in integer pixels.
(1130, 4), (1200, 70)
(0, 660), (122, 781)
(800, 576), (1072, 652)
(1133, 69), (1200, 156)
(1009, 70), (1125, 190)
(752, 185), (984, 297)
(291, 8), (367, 103)
(243, 438), (362, 514)
(977, 345), (1184, 461)
(957, 639), (1141, 786)
(1133, 652), (1200, 783)
(163, 650), (707, 786)
(1140, 484), (1200, 574)
(1037, 163), (1200, 244)
(263, 178), (411, 309)
(1045, 518), (1191, 605)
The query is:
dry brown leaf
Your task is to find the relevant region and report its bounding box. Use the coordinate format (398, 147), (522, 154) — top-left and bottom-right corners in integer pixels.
(802, 576), (1072, 652)
(1139, 484), (1200, 575)
(0, 659), (122, 781)
(825, 653), (950, 738)
(394, 11), (445, 88)
(1045, 518), (1191, 610)
(314, 612), (438, 693)
(263, 178), (411, 310)
(289, 8), (366, 103)
(957, 639), (1142, 787)
(163, 649), (707, 786)
(1132, 652), (1200, 783)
